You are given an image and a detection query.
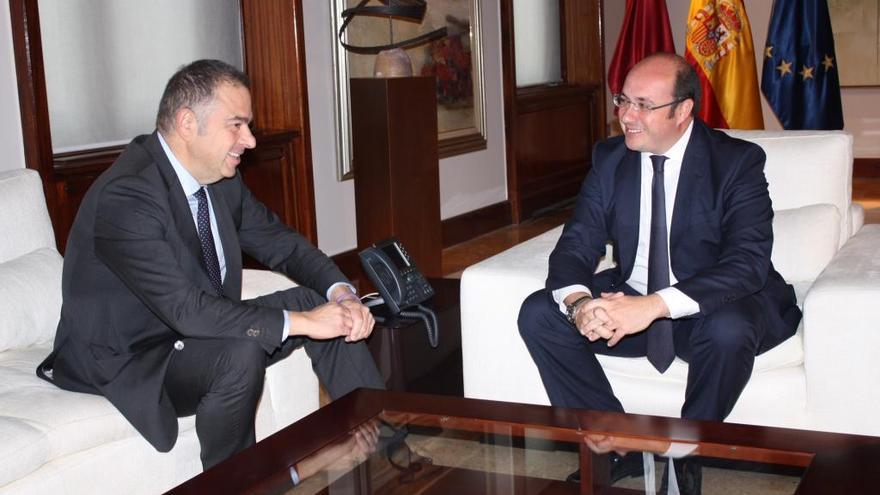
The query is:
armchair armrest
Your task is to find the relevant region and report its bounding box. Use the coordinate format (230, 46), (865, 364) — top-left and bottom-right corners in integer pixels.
(802, 225), (880, 435)
(242, 269), (320, 440)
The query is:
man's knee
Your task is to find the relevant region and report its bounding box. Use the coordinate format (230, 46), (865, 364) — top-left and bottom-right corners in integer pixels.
(693, 301), (761, 357)
(518, 290), (553, 340)
(215, 340), (267, 390)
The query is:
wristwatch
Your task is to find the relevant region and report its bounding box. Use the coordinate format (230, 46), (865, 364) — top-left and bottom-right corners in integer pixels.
(566, 294), (593, 325)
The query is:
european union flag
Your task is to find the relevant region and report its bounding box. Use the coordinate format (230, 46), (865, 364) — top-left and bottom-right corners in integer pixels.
(761, 0), (843, 130)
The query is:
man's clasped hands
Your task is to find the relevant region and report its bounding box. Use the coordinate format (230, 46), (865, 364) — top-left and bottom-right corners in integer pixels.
(569, 292), (671, 346)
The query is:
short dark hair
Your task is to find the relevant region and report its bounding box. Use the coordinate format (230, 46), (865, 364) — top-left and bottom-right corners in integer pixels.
(671, 58), (701, 117)
(156, 59), (250, 134)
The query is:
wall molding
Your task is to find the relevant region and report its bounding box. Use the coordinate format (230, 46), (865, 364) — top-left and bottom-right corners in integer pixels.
(441, 200), (512, 248)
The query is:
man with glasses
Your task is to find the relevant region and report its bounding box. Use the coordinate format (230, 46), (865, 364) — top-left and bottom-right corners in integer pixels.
(518, 53), (801, 494)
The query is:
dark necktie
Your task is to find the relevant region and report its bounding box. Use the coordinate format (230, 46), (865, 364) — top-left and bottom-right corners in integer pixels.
(647, 155), (674, 372)
(194, 187), (224, 297)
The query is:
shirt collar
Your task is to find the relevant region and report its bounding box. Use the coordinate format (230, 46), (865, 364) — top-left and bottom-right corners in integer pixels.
(157, 131), (202, 197)
(653, 119), (694, 164)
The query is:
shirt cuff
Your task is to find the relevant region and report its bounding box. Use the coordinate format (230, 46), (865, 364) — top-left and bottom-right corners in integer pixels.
(655, 287), (699, 319)
(281, 310), (291, 343)
(552, 285), (593, 314)
(326, 281), (357, 302)
(289, 465), (301, 485)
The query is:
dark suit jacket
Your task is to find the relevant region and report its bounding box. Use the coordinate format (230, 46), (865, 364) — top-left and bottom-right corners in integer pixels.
(38, 132), (348, 452)
(547, 119), (800, 348)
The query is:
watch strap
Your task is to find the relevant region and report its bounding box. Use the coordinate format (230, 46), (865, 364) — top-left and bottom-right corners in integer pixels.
(566, 294), (593, 325)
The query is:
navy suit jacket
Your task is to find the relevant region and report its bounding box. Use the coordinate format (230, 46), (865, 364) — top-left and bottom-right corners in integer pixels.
(548, 119), (800, 346)
(38, 132), (348, 452)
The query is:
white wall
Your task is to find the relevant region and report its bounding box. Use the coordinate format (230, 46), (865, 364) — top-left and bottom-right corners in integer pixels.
(604, 0), (880, 158)
(512, 0), (561, 86)
(0, 0), (25, 172)
(38, 0), (242, 153)
(302, 0), (507, 255)
(438, 0), (507, 220)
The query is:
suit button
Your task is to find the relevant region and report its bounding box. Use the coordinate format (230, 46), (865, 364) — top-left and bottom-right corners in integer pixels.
(174, 340), (185, 351)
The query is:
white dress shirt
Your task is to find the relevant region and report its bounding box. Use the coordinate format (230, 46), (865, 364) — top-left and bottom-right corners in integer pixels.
(553, 120), (700, 319)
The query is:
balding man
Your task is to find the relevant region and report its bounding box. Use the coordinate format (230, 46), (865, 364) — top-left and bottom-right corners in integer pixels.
(518, 53), (800, 494)
(38, 60), (384, 470)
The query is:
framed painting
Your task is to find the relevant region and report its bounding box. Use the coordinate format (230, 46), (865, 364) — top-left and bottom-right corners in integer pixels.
(331, 0), (487, 180)
(829, 0), (880, 87)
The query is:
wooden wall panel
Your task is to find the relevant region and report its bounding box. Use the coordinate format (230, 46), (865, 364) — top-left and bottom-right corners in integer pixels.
(240, 0), (304, 130)
(855, 158), (880, 178)
(500, 0), (606, 223)
(514, 84), (600, 219)
(561, 0), (606, 85)
(236, 131), (301, 227)
(517, 94), (594, 170)
(240, 0), (317, 243)
(350, 77), (443, 278)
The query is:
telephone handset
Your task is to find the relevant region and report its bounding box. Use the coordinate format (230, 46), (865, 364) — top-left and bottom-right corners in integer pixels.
(358, 237), (434, 315)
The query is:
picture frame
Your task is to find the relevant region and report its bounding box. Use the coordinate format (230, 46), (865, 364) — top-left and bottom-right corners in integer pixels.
(331, 0), (487, 180)
(829, 0), (880, 87)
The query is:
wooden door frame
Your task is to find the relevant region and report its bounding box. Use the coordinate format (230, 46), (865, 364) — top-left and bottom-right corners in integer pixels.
(499, 0), (607, 223)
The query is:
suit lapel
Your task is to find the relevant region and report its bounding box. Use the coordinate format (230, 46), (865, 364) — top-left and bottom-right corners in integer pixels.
(670, 121), (710, 252)
(614, 149), (641, 277)
(208, 184), (243, 301)
(144, 134), (205, 274)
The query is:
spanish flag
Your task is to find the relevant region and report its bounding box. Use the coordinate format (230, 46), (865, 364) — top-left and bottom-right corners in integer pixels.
(684, 0), (763, 129)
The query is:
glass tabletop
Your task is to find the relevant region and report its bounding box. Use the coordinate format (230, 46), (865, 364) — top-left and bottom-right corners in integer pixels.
(258, 411), (804, 495)
(168, 390), (880, 495)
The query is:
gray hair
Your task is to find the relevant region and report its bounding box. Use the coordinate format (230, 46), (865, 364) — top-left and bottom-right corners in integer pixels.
(155, 59), (250, 134)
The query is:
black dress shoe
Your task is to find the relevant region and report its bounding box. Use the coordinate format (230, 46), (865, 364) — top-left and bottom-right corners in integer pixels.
(565, 452), (645, 484)
(660, 457), (702, 495)
(610, 452), (645, 483)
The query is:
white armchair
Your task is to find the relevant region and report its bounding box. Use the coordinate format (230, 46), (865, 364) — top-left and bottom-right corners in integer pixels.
(461, 131), (880, 437)
(0, 169), (319, 494)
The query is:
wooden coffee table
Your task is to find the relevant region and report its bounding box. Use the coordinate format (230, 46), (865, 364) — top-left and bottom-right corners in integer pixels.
(168, 389), (880, 494)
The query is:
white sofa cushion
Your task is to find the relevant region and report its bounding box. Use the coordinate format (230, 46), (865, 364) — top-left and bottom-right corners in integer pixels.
(241, 269), (298, 299)
(771, 204), (840, 283)
(0, 170), (56, 263)
(0, 270), (314, 488)
(0, 417), (49, 487)
(0, 248), (63, 352)
(0, 346), (196, 483)
(723, 130), (853, 243)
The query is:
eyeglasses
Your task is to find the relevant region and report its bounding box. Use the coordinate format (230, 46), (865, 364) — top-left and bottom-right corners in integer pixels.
(612, 93), (687, 113)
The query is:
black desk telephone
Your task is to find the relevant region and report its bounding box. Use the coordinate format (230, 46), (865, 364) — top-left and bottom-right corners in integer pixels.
(359, 238), (439, 347)
(359, 238), (434, 314)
